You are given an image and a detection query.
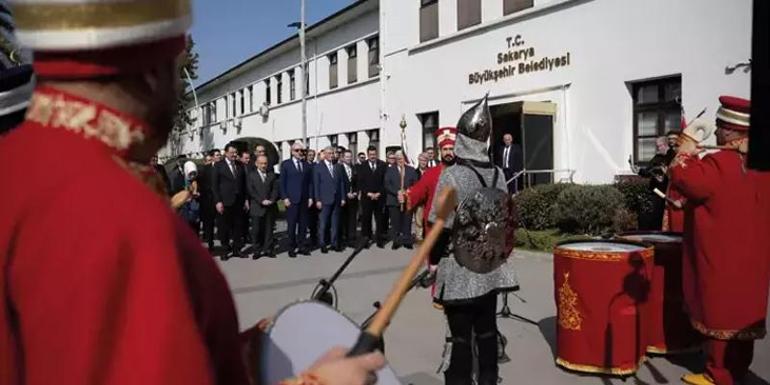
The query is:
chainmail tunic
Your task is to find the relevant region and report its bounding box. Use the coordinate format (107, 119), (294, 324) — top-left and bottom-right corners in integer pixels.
(428, 156), (519, 304)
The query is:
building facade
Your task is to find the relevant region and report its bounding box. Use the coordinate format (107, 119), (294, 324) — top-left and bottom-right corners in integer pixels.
(161, 0), (753, 183)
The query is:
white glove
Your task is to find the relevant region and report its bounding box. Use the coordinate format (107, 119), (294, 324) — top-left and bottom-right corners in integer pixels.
(682, 117), (715, 143)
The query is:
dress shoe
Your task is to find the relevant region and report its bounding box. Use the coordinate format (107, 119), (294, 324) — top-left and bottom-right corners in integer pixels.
(288, 250), (297, 258)
(266, 252), (276, 258)
(300, 248), (311, 256)
(376, 241), (385, 248)
(321, 246), (328, 254)
(404, 243), (413, 250)
(681, 374), (716, 385)
(335, 245), (345, 252)
(391, 242), (401, 250)
(251, 251), (262, 260)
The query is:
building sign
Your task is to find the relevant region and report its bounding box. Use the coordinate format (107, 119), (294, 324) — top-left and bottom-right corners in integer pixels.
(468, 34), (571, 85)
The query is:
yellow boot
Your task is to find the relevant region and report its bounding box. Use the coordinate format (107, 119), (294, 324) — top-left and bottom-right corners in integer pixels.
(681, 373), (715, 385)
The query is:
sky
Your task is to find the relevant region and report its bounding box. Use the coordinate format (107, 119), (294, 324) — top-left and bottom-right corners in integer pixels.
(191, 0), (355, 84)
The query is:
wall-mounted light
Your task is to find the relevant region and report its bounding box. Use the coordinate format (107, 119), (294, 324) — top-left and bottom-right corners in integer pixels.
(725, 59), (751, 74)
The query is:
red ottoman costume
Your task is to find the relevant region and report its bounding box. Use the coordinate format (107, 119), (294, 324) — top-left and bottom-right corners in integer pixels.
(670, 96), (770, 385)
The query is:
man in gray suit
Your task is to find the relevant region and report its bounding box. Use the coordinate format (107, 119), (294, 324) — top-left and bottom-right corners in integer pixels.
(384, 151), (419, 250)
(246, 155), (279, 258)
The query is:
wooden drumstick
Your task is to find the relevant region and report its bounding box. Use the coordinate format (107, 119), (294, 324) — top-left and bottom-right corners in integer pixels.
(653, 188), (682, 209)
(347, 187), (457, 356)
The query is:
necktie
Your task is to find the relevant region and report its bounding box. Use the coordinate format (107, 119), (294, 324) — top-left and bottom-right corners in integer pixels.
(260, 172), (265, 183)
(328, 162), (334, 178)
(346, 165), (352, 181)
(296, 160), (302, 173)
(370, 161), (375, 171)
(228, 160), (235, 176)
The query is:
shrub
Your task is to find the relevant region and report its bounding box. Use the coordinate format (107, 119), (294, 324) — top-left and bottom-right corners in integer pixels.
(612, 207), (638, 234)
(514, 183), (573, 230)
(550, 185), (625, 235)
(514, 228), (592, 252)
(614, 176), (656, 229)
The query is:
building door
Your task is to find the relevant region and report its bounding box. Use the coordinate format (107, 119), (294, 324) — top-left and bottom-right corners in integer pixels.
(490, 101), (556, 188)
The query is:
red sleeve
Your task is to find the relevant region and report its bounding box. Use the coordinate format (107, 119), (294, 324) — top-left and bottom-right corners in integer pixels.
(9, 185), (219, 385)
(669, 152), (721, 202)
(407, 171), (431, 210)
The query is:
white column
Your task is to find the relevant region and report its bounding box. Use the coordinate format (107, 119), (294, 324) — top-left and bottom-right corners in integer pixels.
(439, 0), (457, 37)
(483, 0), (503, 22)
(358, 39), (369, 80)
(338, 47), (349, 87)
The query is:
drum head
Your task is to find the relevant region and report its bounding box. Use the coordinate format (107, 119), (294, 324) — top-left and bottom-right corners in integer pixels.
(619, 232), (682, 243)
(261, 301), (402, 385)
(557, 241), (647, 253)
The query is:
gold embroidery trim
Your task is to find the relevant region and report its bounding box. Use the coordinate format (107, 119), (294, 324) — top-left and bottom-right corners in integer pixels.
(12, 0), (191, 30)
(558, 272), (581, 331)
(690, 319), (767, 341)
(646, 345), (701, 355)
(27, 91), (145, 151)
(555, 248), (653, 262)
(555, 356), (646, 376)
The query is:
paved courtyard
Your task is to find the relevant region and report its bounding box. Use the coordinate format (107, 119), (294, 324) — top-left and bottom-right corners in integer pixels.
(216, 242), (770, 385)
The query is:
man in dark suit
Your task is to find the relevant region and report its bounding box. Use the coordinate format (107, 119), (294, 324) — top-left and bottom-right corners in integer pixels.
(280, 142), (313, 258)
(246, 154), (278, 258)
(168, 155), (187, 196)
(384, 151), (420, 249)
(198, 149), (219, 249)
(339, 149), (359, 248)
(211, 143), (248, 260)
(356, 145), (387, 248)
(496, 133), (523, 194)
(313, 147), (346, 253)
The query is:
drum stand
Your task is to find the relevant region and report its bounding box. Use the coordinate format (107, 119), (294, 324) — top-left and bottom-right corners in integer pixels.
(311, 244), (367, 308)
(496, 291), (538, 326)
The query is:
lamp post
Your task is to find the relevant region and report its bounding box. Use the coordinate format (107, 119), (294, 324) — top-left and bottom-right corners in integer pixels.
(288, 0), (307, 147)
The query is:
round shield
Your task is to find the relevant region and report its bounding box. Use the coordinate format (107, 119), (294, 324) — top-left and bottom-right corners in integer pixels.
(452, 187), (516, 274)
(261, 301), (402, 385)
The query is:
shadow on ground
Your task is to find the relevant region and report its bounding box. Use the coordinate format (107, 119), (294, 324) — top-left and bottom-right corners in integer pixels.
(400, 372), (442, 385)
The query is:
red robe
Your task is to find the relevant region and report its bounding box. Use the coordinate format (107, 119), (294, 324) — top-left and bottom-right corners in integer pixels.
(0, 87), (249, 385)
(669, 151), (770, 340)
(406, 163), (445, 236)
(662, 185), (686, 232)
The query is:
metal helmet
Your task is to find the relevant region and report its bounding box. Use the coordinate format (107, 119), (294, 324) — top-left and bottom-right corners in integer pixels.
(453, 186), (516, 274)
(457, 93), (492, 142)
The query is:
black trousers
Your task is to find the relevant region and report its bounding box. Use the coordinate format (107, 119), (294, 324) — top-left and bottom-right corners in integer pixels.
(360, 196), (385, 242)
(340, 199), (359, 246)
(200, 198), (216, 245)
(443, 293), (499, 385)
(218, 204), (244, 253)
(388, 206), (413, 246)
(250, 212), (275, 253)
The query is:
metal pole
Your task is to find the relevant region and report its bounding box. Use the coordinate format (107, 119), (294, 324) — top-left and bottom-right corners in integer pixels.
(300, 0), (308, 147)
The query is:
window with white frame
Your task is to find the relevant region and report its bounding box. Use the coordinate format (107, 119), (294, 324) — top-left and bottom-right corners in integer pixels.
(347, 45), (357, 84)
(329, 52), (338, 89)
(368, 36), (379, 78)
(289, 69), (296, 101)
(420, 0), (439, 42)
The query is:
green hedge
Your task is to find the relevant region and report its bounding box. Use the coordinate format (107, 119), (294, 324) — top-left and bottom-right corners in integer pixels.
(513, 183), (573, 230)
(614, 177), (657, 229)
(514, 183), (640, 237)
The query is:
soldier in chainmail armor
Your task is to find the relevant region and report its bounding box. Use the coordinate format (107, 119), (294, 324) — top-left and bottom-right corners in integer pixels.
(428, 94), (518, 385)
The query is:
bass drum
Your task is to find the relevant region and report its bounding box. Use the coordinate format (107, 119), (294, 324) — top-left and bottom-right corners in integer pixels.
(260, 301), (402, 385)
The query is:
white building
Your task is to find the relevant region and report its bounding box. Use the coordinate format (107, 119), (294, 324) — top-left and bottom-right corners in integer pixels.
(162, 0), (753, 184)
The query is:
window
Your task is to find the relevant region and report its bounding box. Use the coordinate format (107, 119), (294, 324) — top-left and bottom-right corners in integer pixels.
(419, 112), (439, 151)
(202, 103), (212, 126)
(304, 64), (310, 96)
(503, 0), (533, 15)
(328, 135), (338, 148)
(210, 102), (217, 122)
(246, 85), (253, 113)
(368, 36), (380, 78)
(347, 45), (357, 84)
(348, 132), (358, 155)
(632, 76), (682, 163)
(265, 80), (271, 106)
(289, 69), (296, 101)
(238, 89), (244, 115)
(230, 93), (236, 117)
(276, 75), (283, 104)
(457, 0), (481, 30)
(368, 129), (380, 149)
(420, 0), (439, 43)
(329, 52), (338, 89)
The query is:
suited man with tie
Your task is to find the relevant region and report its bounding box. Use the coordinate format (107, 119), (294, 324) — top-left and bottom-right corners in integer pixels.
(356, 145), (387, 248)
(339, 150), (359, 248)
(280, 142), (313, 258)
(384, 151), (420, 249)
(246, 155), (279, 259)
(313, 147), (346, 253)
(211, 143), (248, 259)
(425, 147), (439, 168)
(496, 133), (523, 194)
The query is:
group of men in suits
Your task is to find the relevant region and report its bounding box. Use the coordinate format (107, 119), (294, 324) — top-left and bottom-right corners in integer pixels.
(189, 137), (439, 260)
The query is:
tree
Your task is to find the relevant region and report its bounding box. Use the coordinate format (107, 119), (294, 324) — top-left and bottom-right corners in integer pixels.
(174, 35), (199, 133)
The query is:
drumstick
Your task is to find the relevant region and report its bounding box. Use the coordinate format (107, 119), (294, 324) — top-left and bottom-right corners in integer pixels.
(347, 187), (457, 356)
(653, 188), (682, 209)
